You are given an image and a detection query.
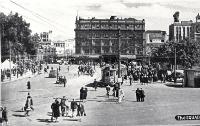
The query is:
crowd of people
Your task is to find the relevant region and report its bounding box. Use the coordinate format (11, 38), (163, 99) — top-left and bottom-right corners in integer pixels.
(78, 64), (94, 77)
(127, 63), (170, 85)
(51, 97), (86, 122)
(1, 60), (43, 82)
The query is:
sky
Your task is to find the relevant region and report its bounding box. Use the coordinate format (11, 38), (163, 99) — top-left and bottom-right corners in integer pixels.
(1, 0), (200, 40)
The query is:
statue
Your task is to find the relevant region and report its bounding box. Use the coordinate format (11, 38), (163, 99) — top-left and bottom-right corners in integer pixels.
(173, 11), (179, 22)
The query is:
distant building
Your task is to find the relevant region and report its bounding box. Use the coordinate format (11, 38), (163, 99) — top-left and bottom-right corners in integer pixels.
(53, 39), (75, 57)
(169, 20), (192, 42)
(37, 31), (56, 62)
(74, 16), (145, 60)
(144, 30), (167, 56)
(191, 13), (200, 41)
(40, 31), (53, 45)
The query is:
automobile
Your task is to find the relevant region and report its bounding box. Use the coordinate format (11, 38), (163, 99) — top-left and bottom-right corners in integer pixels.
(171, 70), (184, 83)
(57, 60), (63, 65)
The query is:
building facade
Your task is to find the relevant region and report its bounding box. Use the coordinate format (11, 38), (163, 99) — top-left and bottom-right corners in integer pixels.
(169, 21), (192, 42)
(191, 13), (200, 41)
(144, 30), (167, 56)
(53, 39), (75, 57)
(74, 16), (145, 59)
(40, 31), (53, 45)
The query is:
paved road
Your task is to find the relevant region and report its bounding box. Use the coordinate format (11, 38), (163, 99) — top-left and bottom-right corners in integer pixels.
(1, 64), (200, 126)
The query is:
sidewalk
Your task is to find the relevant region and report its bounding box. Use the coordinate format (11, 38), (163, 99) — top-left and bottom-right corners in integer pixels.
(1, 71), (37, 84)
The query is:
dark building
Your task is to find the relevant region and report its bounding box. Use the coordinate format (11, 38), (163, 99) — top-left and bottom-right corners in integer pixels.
(74, 16), (145, 60)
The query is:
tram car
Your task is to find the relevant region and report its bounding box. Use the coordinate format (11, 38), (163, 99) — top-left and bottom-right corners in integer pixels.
(101, 64), (127, 87)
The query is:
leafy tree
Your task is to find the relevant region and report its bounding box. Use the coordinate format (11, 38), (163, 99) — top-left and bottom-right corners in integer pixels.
(151, 39), (200, 69)
(1, 12), (37, 62)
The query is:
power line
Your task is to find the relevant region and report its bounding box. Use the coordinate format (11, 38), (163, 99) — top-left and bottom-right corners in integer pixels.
(9, 0), (68, 35)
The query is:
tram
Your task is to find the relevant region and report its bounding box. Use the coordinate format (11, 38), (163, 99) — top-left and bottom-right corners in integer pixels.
(101, 64), (127, 87)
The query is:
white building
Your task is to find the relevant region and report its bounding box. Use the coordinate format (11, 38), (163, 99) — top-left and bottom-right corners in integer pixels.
(53, 39), (75, 57)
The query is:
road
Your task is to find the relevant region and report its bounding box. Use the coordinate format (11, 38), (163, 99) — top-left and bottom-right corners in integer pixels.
(1, 64), (200, 126)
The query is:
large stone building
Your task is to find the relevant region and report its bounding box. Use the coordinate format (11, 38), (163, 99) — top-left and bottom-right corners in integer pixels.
(144, 30), (167, 56)
(74, 16), (145, 60)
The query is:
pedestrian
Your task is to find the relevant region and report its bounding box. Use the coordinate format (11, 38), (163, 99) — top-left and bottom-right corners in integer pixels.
(63, 76), (67, 87)
(93, 79), (98, 91)
(59, 65), (61, 71)
(2, 107), (8, 125)
(83, 87), (88, 100)
(140, 88), (145, 102)
(80, 87), (84, 101)
(77, 102), (86, 116)
(24, 95), (33, 116)
(27, 80), (31, 90)
(51, 99), (60, 122)
(129, 75), (133, 86)
(136, 88), (140, 102)
(118, 89), (125, 103)
(60, 96), (67, 117)
(70, 99), (77, 118)
(67, 65), (70, 72)
(106, 85), (111, 98)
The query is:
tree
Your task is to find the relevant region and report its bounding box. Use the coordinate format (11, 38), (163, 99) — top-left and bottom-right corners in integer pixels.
(151, 39), (200, 69)
(1, 12), (36, 62)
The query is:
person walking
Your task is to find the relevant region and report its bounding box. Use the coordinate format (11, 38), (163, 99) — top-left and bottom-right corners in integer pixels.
(60, 96), (67, 117)
(24, 95), (33, 116)
(140, 88), (145, 102)
(63, 76), (67, 87)
(2, 107), (8, 125)
(136, 88), (140, 102)
(51, 99), (60, 122)
(70, 99), (77, 118)
(129, 75), (133, 86)
(106, 85), (111, 98)
(27, 80), (31, 90)
(93, 79), (98, 91)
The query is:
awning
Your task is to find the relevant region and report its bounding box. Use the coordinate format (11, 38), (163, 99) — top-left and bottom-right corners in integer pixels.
(121, 55), (136, 59)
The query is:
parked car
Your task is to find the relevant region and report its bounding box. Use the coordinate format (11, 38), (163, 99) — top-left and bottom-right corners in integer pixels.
(171, 70), (184, 83)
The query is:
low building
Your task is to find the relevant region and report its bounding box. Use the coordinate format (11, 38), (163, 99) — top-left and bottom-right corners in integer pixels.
(53, 39), (75, 58)
(144, 30), (167, 56)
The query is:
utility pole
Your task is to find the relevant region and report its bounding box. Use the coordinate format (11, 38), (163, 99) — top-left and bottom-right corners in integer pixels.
(174, 43), (177, 83)
(9, 41), (12, 80)
(118, 29), (121, 78)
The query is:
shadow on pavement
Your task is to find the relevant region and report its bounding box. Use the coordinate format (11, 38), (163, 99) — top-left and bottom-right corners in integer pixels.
(12, 114), (26, 117)
(87, 98), (117, 103)
(13, 110), (24, 112)
(37, 119), (52, 123)
(165, 83), (183, 88)
(18, 91), (29, 92)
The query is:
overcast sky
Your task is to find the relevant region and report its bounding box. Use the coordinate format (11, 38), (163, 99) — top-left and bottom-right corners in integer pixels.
(1, 0), (200, 40)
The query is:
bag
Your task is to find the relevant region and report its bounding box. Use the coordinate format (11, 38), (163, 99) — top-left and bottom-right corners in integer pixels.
(84, 113), (86, 116)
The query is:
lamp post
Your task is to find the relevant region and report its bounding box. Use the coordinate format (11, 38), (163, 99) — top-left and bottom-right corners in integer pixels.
(174, 44), (177, 83)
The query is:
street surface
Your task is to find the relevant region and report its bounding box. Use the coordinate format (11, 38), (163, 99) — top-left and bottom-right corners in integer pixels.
(1, 64), (200, 126)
